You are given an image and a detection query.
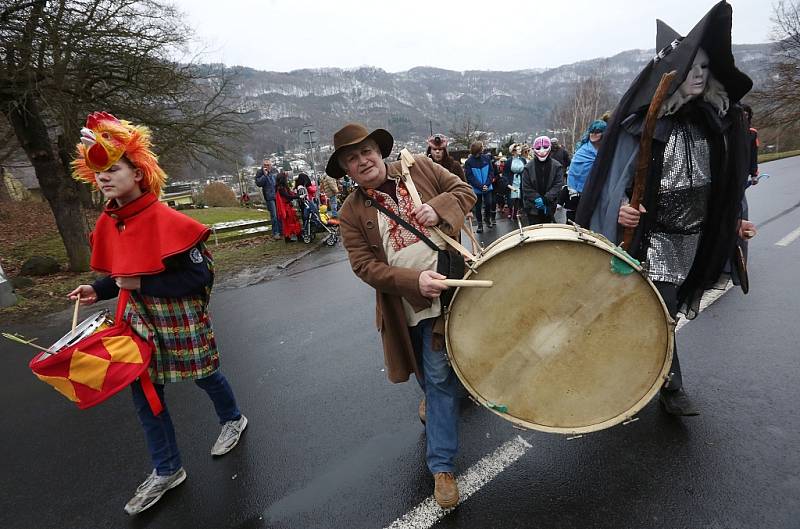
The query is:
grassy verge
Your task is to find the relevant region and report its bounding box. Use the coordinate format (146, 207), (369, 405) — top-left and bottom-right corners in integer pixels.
(0, 205), (306, 322)
(758, 150), (800, 164)
(182, 206), (270, 225)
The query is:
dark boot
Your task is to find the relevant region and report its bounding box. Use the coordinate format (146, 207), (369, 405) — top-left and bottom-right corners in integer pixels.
(659, 388), (700, 416)
(476, 224), (483, 233)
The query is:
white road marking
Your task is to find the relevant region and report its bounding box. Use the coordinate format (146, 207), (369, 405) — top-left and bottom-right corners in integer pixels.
(775, 224), (800, 247)
(384, 435), (532, 529)
(388, 281), (737, 529)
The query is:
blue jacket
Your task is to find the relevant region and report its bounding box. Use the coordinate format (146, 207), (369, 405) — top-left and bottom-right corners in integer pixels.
(568, 142), (597, 193)
(255, 168), (279, 201)
(464, 154), (494, 194)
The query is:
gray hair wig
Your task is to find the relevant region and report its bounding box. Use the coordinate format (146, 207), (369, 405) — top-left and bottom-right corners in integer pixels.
(659, 72), (730, 118)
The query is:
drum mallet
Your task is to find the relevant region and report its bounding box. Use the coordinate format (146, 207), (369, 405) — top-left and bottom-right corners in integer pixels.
(71, 294), (81, 332)
(437, 279), (493, 288)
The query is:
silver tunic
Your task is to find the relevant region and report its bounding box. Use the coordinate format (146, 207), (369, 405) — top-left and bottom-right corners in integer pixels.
(645, 120), (712, 285)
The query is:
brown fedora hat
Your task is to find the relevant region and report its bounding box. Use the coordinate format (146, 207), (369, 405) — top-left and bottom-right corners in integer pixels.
(325, 123), (393, 178)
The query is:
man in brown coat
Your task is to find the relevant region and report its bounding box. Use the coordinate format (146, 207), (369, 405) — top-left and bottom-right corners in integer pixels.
(327, 123), (475, 509)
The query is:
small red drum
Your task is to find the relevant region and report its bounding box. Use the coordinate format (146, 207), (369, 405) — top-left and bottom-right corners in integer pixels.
(33, 311), (113, 362)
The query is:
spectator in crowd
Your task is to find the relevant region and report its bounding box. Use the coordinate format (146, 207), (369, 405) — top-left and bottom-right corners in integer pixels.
(493, 156), (507, 220)
(565, 120), (607, 221)
(521, 136), (564, 225)
(426, 133), (465, 181)
(275, 172), (301, 243)
(320, 172), (341, 217)
(503, 143), (526, 220)
(464, 141), (495, 233)
(255, 158), (281, 239)
(549, 137), (571, 173)
(742, 104), (760, 187)
(295, 172), (317, 201)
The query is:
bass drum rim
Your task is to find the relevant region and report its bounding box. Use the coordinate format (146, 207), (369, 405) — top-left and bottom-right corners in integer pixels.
(444, 224), (675, 435)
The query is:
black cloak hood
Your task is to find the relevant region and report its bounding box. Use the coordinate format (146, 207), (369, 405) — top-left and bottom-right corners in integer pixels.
(626, 1), (753, 115)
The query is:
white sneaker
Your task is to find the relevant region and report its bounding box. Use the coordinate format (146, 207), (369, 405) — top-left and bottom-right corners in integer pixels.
(124, 468), (186, 515)
(211, 415), (248, 456)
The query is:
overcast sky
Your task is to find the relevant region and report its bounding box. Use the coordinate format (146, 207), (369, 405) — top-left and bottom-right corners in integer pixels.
(170, 0), (774, 72)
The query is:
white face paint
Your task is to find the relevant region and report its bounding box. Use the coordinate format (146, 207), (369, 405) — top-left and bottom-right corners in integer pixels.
(678, 48), (710, 100)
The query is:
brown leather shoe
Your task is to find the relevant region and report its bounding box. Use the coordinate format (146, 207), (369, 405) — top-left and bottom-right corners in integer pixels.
(433, 472), (459, 509)
(418, 397), (426, 424)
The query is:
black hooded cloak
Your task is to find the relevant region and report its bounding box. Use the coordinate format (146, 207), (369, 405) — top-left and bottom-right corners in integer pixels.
(576, 0), (752, 317)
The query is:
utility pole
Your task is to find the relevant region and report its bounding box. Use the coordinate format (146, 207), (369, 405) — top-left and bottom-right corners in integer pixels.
(301, 125), (320, 205)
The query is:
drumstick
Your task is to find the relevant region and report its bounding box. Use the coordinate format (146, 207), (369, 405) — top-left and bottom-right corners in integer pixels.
(71, 294), (81, 332)
(1, 333), (57, 355)
(437, 279), (493, 288)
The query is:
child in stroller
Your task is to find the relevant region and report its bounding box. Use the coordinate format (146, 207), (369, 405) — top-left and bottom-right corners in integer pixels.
(296, 185), (340, 246)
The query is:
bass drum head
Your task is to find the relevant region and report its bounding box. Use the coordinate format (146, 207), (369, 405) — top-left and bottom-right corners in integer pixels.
(445, 225), (673, 434)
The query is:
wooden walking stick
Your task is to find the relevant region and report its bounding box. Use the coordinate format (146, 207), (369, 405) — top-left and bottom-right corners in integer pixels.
(621, 70), (677, 251)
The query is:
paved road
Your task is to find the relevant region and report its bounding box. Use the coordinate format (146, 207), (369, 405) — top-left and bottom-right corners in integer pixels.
(1, 157), (798, 529)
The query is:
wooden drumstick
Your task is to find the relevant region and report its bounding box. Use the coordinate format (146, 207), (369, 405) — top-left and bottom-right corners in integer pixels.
(437, 279), (493, 288)
(1, 333), (57, 355)
(71, 294), (81, 332)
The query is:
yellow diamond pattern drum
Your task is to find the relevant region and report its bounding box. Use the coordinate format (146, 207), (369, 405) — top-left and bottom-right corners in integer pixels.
(102, 336), (143, 364)
(69, 350), (111, 391)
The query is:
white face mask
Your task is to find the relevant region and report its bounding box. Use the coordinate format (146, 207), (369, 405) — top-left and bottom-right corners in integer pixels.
(678, 47), (710, 100)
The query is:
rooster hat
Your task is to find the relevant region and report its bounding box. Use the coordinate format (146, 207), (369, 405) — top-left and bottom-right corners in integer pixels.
(71, 112), (167, 197)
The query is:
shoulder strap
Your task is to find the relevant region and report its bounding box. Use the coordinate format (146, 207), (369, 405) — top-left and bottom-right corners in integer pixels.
(398, 150), (479, 261)
(367, 197), (440, 252)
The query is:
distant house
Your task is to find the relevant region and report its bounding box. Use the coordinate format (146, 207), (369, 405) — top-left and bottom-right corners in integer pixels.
(160, 183), (194, 208)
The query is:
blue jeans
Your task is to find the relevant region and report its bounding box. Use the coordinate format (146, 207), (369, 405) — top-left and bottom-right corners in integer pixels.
(265, 199), (282, 236)
(410, 318), (460, 474)
(131, 370), (241, 476)
(328, 196), (338, 217)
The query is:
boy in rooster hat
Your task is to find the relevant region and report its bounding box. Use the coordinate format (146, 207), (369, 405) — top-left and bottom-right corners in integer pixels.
(68, 112), (247, 515)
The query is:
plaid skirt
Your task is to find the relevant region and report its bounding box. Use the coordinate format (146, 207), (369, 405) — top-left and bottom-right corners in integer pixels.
(124, 292), (220, 384)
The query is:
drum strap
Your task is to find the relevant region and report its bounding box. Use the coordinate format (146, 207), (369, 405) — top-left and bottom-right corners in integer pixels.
(117, 289), (163, 416)
(367, 198), (441, 252)
(399, 149), (478, 262)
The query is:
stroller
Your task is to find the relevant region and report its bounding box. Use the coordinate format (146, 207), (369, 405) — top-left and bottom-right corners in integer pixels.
(296, 185), (340, 246)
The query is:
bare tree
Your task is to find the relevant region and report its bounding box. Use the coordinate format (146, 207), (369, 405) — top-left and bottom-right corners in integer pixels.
(0, 0), (247, 271)
(448, 114), (488, 150)
(549, 72), (615, 150)
(750, 1), (800, 150)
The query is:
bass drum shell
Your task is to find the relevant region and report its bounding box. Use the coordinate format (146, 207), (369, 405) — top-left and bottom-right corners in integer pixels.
(445, 224), (674, 435)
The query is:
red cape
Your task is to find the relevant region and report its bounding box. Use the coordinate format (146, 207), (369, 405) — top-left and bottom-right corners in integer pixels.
(90, 192), (210, 276)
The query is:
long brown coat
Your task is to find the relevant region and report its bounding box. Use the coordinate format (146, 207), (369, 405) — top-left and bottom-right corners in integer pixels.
(339, 155), (476, 383)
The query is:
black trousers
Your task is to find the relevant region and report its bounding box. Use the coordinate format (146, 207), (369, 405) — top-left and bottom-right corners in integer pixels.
(654, 281), (684, 391)
(473, 192), (494, 225)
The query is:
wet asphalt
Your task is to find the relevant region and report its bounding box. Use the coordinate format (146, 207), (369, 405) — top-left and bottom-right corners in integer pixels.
(1, 157), (799, 529)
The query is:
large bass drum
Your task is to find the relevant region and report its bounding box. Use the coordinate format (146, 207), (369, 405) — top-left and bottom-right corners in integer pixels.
(445, 224), (675, 435)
